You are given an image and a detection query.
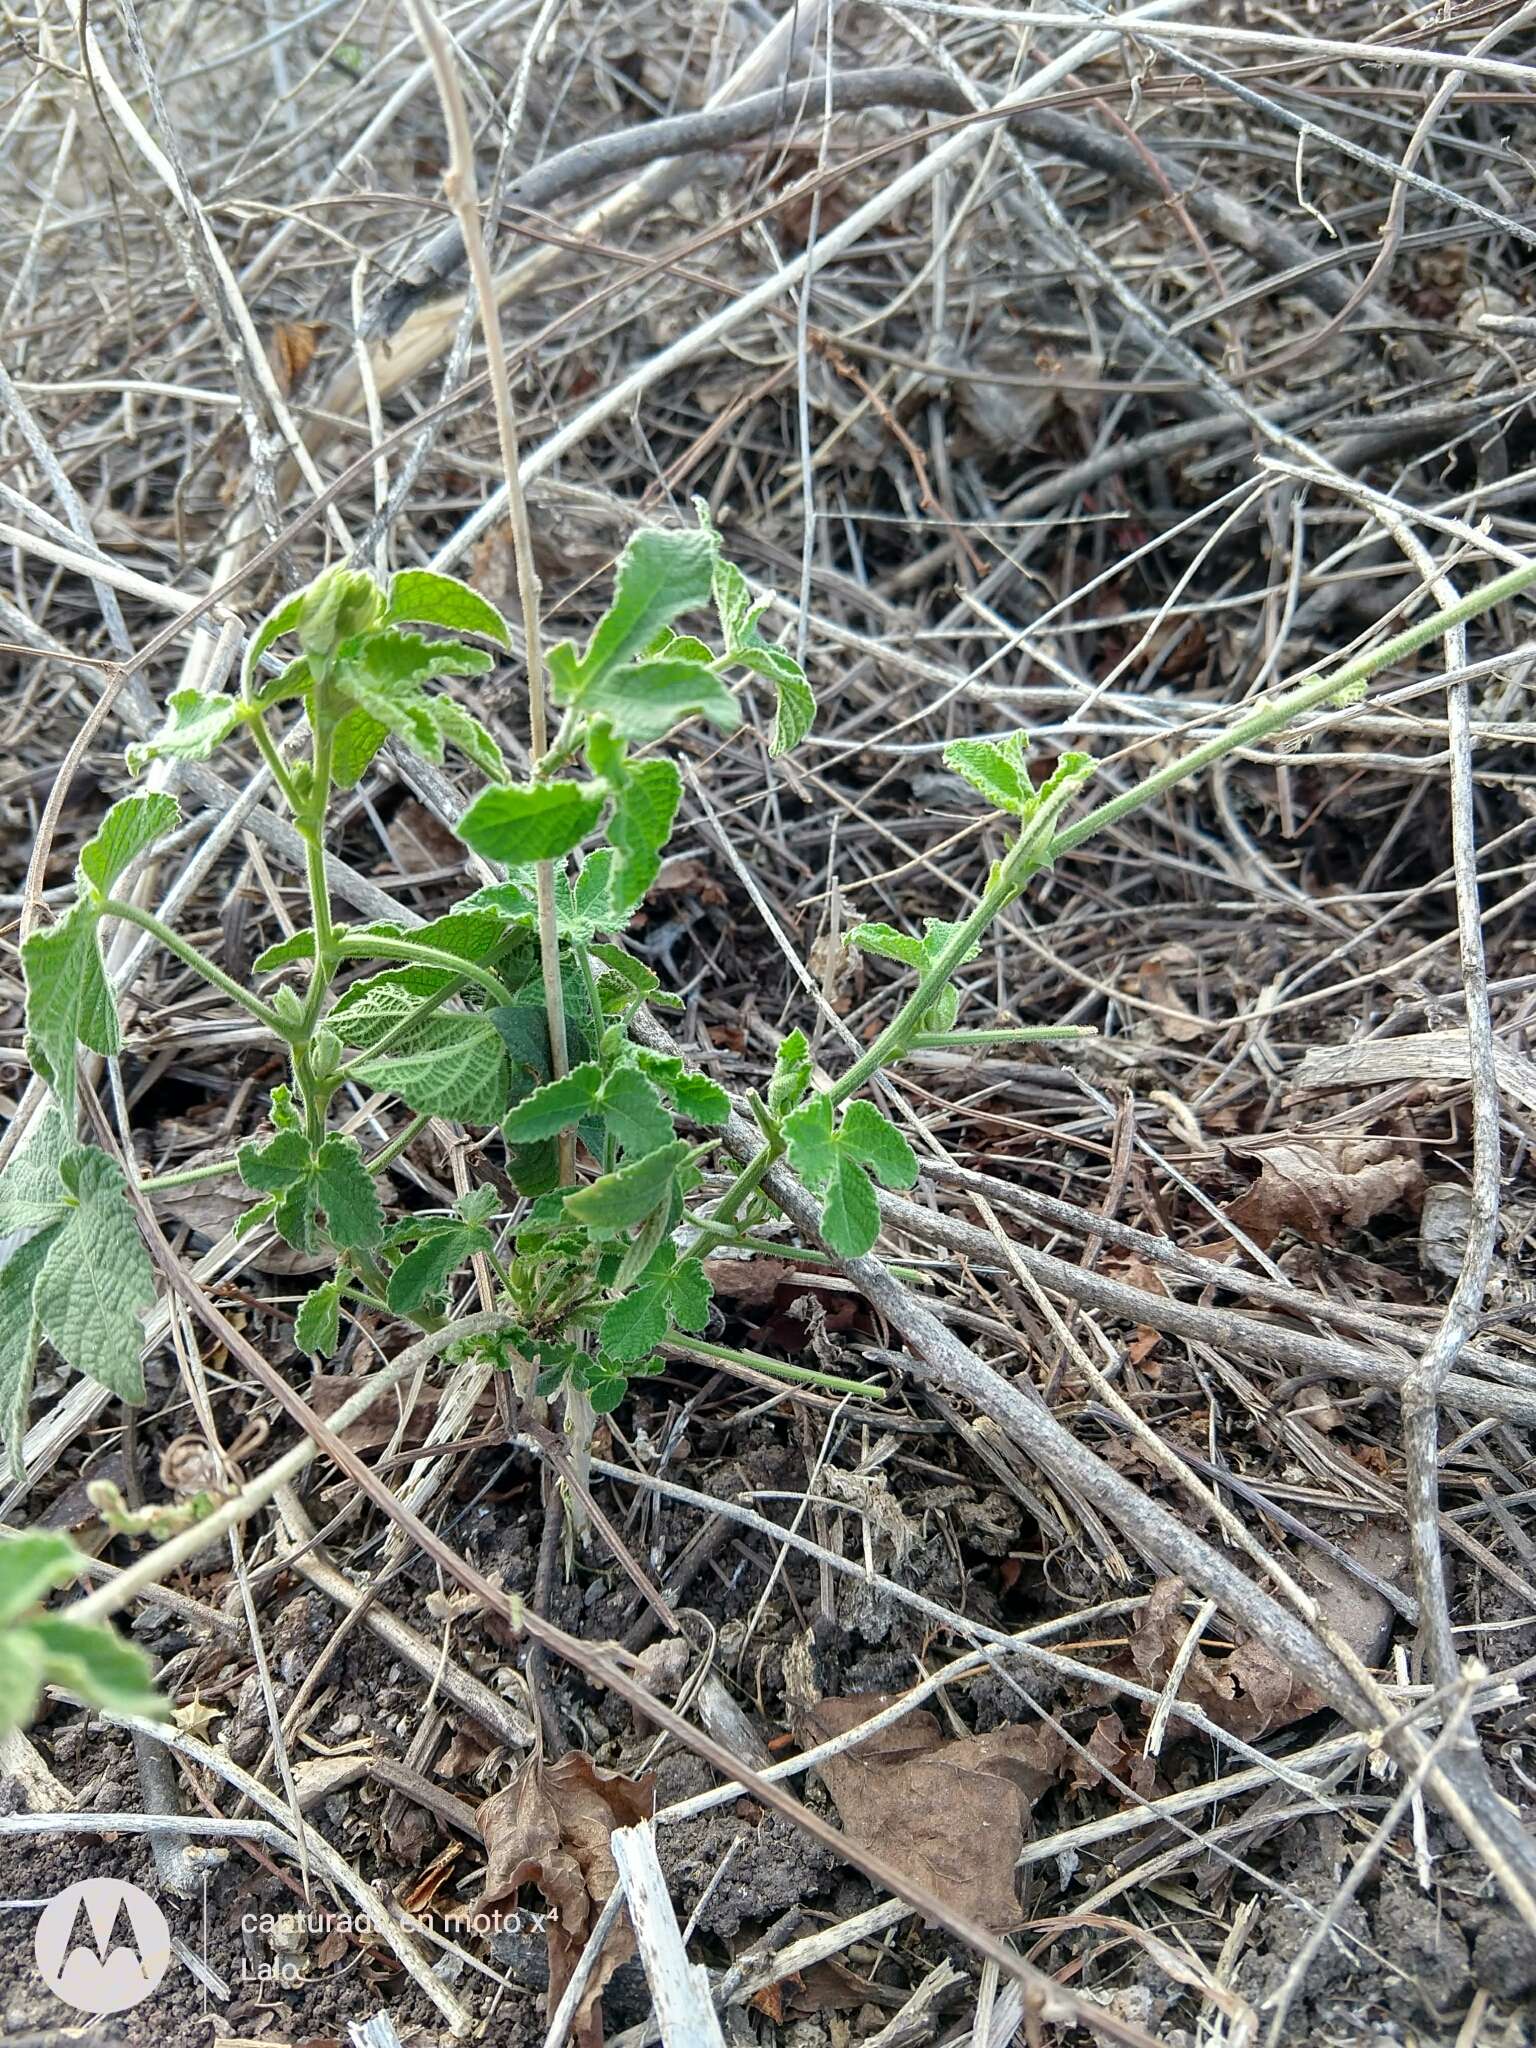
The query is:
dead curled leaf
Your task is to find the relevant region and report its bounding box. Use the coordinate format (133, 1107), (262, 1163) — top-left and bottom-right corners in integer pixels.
(474, 1753), (654, 2044)
(799, 1697), (1069, 1933)
(1228, 1137), (1424, 1249)
(1128, 1579), (1325, 1741)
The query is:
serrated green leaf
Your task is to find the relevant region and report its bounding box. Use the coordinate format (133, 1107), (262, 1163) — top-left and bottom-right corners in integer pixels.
(330, 704), (392, 787)
(710, 548), (757, 647)
(839, 1100), (919, 1189)
(354, 1017), (508, 1125)
(820, 1152), (880, 1258)
(386, 568), (511, 647)
(768, 1029), (813, 1117)
(598, 1067), (674, 1158)
(32, 1148), (153, 1404)
(430, 696), (507, 781)
(565, 1140), (690, 1237)
(457, 780), (606, 864)
(770, 656), (815, 756)
(126, 691), (241, 773)
(311, 1136), (385, 1249)
(457, 1185), (500, 1227)
(0, 1624), (44, 1733)
(848, 923), (925, 968)
(1025, 749), (1095, 824)
(588, 1377), (629, 1416)
(78, 793), (183, 899)
(22, 903), (116, 1114)
(294, 1278), (344, 1356)
(782, 1093), (836, 1187)
(502, 1064), (603, 1141)
(387, 1220), (491, 1315)
(666, 1070), (730, 1125)
(944, 736), (1027, 813)
(601, 1283), (669, 1363)
(668, 1257), (712, 1332)
(0, 1530), (82, 1626)
(0, 1108), (69, 1238)
(577, 529), (717, 688)
(237, 1128), (311, 1194)
(579, 658), (740, 743)
(606, 757), (680, 912)
(24, 1614), (164, 1717)
(0, 1229), (56, 1481)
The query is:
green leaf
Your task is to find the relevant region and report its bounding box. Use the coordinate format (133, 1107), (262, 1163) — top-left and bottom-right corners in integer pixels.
(0, 1229), (57, 1481)
(782, 1093), (836, 1187)
(587, 1377), (629, 1416)
(730, 644), (815, 755)
(710, 549), (759, 648)
(387, 1221), (492, 1315)
(32, 1148), (154, 1404)
(943, 735), (1028, 813)
(294, 1279), (344, 1356)
(820, 1153), (880, 1258)
(0, 1108), (69, 1238)
(330, 705), (392, 787)
(457, 1185), (500, 1227)
(0, 1625), (44, 1734)
(579, 658), (740, 743)
(24, 1614), (164, 1717)
(770, 656), (815, 756)
(78, 792), (182, 898)
(299, 567), (386, 674)
(576, 529), (717, 688)
(22, 904), (115, 1114)
(354, 1017), (508, 1125)
(386, 568), (511, 647)
(1025, 749), (1095, 824)
(848, 923), (925, 968)
(601, 1284), (669, 1363)
(598, 1067), (674, 1158)
(839, 1100), (919, 1189)
(430, 696), (507, 781)
(457, 781), (606, 864)
(505, 1137), (560, 1198)
(311, 1137), (385, 1250)
(237, 1128), (311, 1195)
(606, 757), (680, 912)
(126, 691), (241, 773)
(768, 1029), (813, 1117)
(252, 928), (321, 973)
(668, 1257), (712, 1332)
(665, 1070), (730, 1125)
(242, 590), (305, 690)
(501, 1065), (603, 1141)
(565, 1141), (690, 1237)
(0, 1530), (82, 1627)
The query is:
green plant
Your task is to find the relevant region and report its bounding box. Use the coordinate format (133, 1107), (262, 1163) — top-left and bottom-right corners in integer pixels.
(0, 1531), (163, 1734)
(5, 504), (1536, 1733)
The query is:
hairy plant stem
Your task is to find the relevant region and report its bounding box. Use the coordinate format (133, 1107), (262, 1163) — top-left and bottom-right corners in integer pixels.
(1050, 553), (1536, 856)
(101, 898), (283, 1034)
(666, 1333), (887, 1401)
(245, 709), (306, 815)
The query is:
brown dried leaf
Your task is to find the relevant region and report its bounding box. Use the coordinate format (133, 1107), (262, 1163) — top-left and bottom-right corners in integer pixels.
(270, 320), (324, 393)
(476, 1753), (654, 2045)
(703, 1255), (792, 1306)
(1229, 1138), (1424, 1249)
(1136, 946), (1207, 1043)
(800, 1697), (1066, 1932)
(652, 857), (727, 906)
(1129, 1578), (1326, 1740)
